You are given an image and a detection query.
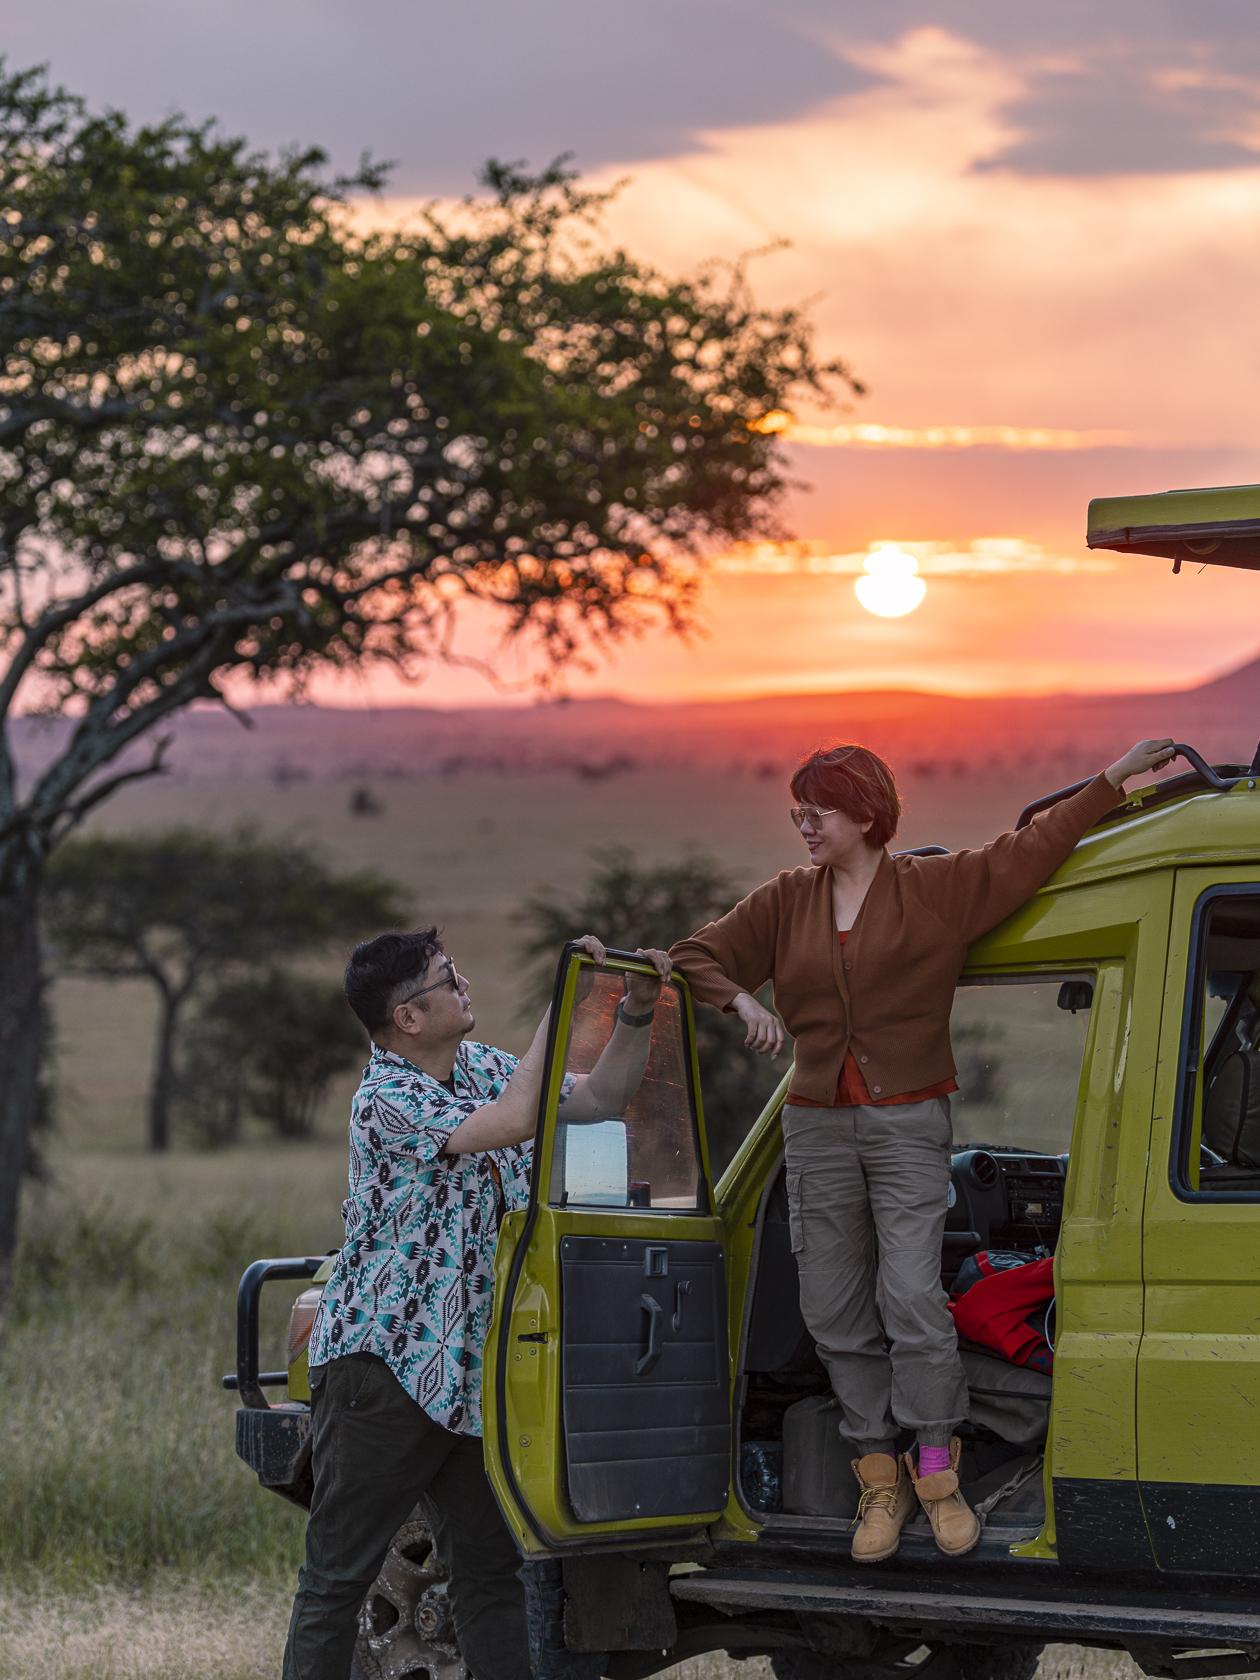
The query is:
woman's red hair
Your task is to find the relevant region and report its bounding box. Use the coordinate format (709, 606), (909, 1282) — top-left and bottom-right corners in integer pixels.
(790, 744), (900, 849)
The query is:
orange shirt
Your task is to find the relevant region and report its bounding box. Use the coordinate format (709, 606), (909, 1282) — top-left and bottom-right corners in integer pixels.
(786, 932), (959, 1109)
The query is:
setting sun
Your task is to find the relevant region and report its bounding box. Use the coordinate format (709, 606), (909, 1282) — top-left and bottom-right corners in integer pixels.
(855, 544), (927, 618)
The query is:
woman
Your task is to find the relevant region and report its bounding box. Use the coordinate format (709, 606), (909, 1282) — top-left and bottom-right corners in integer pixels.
(669, 737), (1174, 1563)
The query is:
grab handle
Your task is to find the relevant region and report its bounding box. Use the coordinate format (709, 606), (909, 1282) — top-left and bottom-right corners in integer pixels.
(636, 1293), (663, 1375)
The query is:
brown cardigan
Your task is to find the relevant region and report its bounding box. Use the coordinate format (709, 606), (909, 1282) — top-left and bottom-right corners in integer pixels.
(668, 772), (1122, 1104)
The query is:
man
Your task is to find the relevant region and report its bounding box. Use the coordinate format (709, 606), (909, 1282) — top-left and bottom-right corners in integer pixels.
(283, 926), (671, 1680)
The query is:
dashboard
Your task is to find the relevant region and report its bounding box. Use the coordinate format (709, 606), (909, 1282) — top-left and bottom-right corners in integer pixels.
(944, 1147), (1067, 1260)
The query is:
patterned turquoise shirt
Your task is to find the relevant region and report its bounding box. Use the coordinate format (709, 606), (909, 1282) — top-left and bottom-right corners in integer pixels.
(307, 1041), (532, 1435)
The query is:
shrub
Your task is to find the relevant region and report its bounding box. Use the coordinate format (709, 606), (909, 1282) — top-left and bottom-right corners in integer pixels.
(177, 974), (365, 1144)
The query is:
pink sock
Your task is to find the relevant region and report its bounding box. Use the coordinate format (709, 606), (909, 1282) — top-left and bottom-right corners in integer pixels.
(918, 1444), (951, 1476)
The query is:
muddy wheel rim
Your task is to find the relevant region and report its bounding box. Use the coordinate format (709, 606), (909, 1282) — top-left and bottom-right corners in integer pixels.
(357, 1517), (468, 1680)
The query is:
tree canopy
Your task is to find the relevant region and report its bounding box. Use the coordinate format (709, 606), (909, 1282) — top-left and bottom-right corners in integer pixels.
(44, 828), (405, 1148)
(178, 970), (367, 1145)
(0, 58), (852, 1292)
(0, 63), (853, 863)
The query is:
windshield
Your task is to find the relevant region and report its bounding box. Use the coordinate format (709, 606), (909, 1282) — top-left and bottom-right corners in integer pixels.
(948, 975), (1092, 1155)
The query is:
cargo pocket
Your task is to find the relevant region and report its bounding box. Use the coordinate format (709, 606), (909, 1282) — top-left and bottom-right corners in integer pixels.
(786, 1167), (805, 1255)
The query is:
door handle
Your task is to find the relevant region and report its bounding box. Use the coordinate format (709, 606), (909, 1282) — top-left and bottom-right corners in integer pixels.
(636, 1293), (663, 1375)
(672, 1279), (691, 1331)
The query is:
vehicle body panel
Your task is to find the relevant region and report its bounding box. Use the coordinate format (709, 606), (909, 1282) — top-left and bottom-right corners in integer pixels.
(484, 783), (1260, 1573)
(1139, 864), (1260, 1572)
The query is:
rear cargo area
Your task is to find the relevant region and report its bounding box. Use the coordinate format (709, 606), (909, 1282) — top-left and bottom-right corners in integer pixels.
(736, 1160), (1053, 1542)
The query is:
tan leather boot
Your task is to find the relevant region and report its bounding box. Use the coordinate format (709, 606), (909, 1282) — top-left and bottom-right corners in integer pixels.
(904, 1438), (981, 1557)
(850, 1452), (915, 1563)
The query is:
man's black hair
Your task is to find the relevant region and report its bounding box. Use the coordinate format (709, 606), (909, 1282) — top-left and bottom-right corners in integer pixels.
(345, 927), (443, 1035)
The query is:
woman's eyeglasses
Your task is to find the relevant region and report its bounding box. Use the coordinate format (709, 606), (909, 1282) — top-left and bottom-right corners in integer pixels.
(789, 804), (839, 831)
(398, 958), (460, 1005)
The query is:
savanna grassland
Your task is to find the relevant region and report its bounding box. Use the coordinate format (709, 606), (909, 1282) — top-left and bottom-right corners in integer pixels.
(4, 753), (1156, 1679)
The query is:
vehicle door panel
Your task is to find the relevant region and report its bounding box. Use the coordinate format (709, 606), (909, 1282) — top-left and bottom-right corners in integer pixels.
(561, 1234), (728, 1521)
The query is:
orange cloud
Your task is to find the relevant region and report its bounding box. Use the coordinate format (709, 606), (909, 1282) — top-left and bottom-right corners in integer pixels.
(751, 415), (1137, 450)
(714, 537), (1115, 577)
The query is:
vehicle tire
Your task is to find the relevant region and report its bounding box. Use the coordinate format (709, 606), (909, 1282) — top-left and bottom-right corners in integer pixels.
(522, 1558), (606, 1680)
(953, 1643), (1043, 1680)
(351, 1508), (467, 1680)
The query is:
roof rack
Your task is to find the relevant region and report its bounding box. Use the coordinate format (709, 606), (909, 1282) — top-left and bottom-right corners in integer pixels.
(1014, 742), (1260, 832)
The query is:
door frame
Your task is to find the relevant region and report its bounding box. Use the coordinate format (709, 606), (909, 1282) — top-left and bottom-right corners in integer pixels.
(485, 944), (730, 1555)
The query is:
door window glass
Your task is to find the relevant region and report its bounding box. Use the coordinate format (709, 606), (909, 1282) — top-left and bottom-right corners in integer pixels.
(1177, 892), (1260, 1194)
(949, 976), (1093, 1155)
(550, 968), (706, 1212)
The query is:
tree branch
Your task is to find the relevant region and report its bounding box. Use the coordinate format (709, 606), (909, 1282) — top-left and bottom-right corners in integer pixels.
(0, 557), (170, 722)
(49, 733), (174, 846)
(0, 395), (193, 445)
(26, 641), (228, 829)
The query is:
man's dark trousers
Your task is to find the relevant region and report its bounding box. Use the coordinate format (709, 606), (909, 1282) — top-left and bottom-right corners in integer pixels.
(283, 1352), (530, 1680)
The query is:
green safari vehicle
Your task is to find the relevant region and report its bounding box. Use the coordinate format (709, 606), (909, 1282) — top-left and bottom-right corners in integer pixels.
(229, 484), (1260, 1680)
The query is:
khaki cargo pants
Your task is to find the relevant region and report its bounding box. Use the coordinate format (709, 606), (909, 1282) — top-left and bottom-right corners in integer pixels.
(782, 1098), (969, 1454)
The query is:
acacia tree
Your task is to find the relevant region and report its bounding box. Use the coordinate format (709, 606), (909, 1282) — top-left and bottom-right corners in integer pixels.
(43, 829), (404, 1150)
(178, 971), (367, 1145)
(0, 64), (853, 1289)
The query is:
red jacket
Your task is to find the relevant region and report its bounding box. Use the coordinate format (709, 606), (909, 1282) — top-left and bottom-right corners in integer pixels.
(949, 1255), (1055, 1368)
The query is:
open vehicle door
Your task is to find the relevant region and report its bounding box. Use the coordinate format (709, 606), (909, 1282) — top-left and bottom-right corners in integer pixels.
(483, 946), (731, 1555)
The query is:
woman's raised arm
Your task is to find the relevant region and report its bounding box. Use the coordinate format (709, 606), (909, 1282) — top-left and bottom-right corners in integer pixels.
(938, 738), (1174, 945)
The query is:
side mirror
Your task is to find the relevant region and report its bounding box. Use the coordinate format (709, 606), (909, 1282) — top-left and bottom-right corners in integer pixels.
(558, 1118), (631, 1207)
(1057, 979), (1094, 1015)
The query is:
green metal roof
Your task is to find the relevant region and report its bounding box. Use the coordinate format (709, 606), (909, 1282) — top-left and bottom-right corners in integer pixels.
(1071, 779), (1260, 882)
(965, 781), (1260, 973)
(996, 782), (1259, 917)
(1087, 483), (1260, 571)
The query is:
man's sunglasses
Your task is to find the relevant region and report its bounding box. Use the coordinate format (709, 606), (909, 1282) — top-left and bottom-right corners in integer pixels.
(398, 957), (460, 1006)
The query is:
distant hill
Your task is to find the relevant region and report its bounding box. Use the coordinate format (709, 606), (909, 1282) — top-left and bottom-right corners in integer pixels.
(13, 650), (1259, 789)
(1186, 651), (1260, 704)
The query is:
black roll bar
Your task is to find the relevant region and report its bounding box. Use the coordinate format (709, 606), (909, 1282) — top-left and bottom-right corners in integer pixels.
(223, 1256), (324, 1410)
(1014, 742), (1255, 831)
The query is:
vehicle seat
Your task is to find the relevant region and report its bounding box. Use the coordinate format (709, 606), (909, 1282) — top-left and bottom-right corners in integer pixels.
(1204, 1050), (1260, 1168)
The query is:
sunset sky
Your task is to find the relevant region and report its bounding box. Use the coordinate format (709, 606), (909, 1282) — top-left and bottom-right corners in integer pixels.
(11, 1), (1260, 702)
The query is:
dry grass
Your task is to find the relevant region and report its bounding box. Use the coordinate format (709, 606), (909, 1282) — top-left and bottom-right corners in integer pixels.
(0, 1577), (1148, 1680)
(0, 1577), (287, 1680)
(677, 1656), (1145, 1680)
(2, 1152), (349, 1590)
